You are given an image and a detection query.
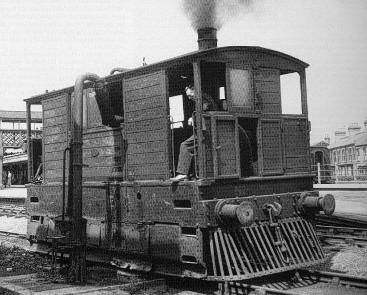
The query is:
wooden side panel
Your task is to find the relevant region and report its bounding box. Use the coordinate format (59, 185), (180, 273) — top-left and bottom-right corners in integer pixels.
(215, 118), (239, 177)
(283, 117), (310, 173)
(42, 89), (123, 182)
(42, 94), (69, 182)
(259, 119), (283, 175)
(80, 86), (124, 181)
(82, 128), (124, 181)
(123, 71), (170, 180)
(254, 68), (281, 114)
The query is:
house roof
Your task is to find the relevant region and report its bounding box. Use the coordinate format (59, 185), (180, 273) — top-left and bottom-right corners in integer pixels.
(355, 133), (367, 147)
(311, 140), (329, 148)
(329, 131), (367, 149)
(3, 153), (28, 164)
(0, 110), (42, 122)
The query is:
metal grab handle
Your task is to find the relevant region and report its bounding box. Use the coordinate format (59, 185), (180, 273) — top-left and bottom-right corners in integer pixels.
(266, 204), (290, 264)
(192, 111), (198, 179)
(274, 225), (290, 264)
(169, 116), (176, 177)
(62, 147), (70, 221)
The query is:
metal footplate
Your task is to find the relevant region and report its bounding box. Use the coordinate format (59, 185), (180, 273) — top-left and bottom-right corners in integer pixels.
(208, 217), (325, 281)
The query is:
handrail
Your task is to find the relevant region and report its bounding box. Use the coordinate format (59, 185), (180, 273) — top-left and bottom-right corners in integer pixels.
(62, 147), (70, 221)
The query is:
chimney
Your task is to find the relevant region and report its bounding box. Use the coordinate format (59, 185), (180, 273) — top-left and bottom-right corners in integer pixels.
(197, 27), (217, 50)
(347, 123), (361, 136)
(334, 129), (346, 141)
(324, 135), (330, 145)
(364, 119), (367, 131)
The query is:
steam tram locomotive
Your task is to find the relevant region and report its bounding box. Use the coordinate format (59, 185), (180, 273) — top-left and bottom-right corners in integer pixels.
(25, 28), (335, 281)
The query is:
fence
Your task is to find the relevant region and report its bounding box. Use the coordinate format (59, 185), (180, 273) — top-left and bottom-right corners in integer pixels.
(312, 163), (367, 184)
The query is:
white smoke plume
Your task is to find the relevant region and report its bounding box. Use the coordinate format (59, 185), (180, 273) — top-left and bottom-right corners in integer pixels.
(183, 0), (253, 30)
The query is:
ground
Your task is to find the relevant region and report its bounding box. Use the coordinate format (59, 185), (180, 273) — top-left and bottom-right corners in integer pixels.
(319, 190), (367, 220)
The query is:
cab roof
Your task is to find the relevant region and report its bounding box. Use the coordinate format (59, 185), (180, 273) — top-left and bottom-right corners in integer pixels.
(25, 46), (308, 104)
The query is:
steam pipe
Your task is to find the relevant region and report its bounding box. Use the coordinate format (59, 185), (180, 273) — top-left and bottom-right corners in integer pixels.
(110, 67), (129, 75)
(69, 73), (103, 284)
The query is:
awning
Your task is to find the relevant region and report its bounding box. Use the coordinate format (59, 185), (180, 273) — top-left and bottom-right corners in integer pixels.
(3, 153), (28, 164)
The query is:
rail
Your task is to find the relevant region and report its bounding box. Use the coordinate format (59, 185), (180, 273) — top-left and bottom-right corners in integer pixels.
(315, 213), (367, 228)
(316, 224), (367, 247)
(218, 269), (367, 294)
(0, 205), (26, 216)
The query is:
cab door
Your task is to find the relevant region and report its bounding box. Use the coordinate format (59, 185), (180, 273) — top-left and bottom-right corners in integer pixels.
(203, 113), (240, 178)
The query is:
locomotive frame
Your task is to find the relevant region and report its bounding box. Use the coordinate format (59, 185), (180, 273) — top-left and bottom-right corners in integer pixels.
(24, 43), (334, 281)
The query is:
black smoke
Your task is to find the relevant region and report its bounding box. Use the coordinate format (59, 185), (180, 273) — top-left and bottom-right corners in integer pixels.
(183, 0), (253, 30)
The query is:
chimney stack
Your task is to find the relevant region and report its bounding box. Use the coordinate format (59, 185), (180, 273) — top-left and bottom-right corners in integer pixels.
(324, 135), (330, 145)
(197, 27), (217, 50)
(364, 119), (367, 131)
(334, 129), (346, 142)
(347, 123), (361, 136)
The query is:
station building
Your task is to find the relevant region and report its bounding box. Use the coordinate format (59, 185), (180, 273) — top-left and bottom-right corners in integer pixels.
(0, 110), (42, 187)
(310, 136), (331, 182)
(329, 121), (367, 181)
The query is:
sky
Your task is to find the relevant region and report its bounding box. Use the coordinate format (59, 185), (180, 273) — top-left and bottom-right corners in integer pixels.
(0, 0), (366, 143)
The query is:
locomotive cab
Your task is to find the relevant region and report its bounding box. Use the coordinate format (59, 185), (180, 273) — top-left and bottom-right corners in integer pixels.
(166, 48), (307, 181)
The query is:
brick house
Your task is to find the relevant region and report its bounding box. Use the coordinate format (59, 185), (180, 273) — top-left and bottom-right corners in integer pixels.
(329, 121), (367, 181)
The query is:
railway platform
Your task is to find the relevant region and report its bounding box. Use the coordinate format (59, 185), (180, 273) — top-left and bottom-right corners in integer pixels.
(314, 183), (367, 191)
(319, 190), (367, 223)
(0, 185), (26, 205)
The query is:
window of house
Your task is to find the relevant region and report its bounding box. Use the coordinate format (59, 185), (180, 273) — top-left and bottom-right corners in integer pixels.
(364, 147), (367, 160)
(342, 149), (346, 162)
(281, 72), (302, 114)
(348, 147), (352, 162)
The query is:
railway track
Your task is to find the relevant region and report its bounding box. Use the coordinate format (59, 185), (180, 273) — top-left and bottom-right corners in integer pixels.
(0, 204), (27, 217)
(216, 269), (367, 294)
(315, 213), (367, 228)
(0, 230), (26, 239)
(316, 225), (367, 247)
(0, 231), (367, 294)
